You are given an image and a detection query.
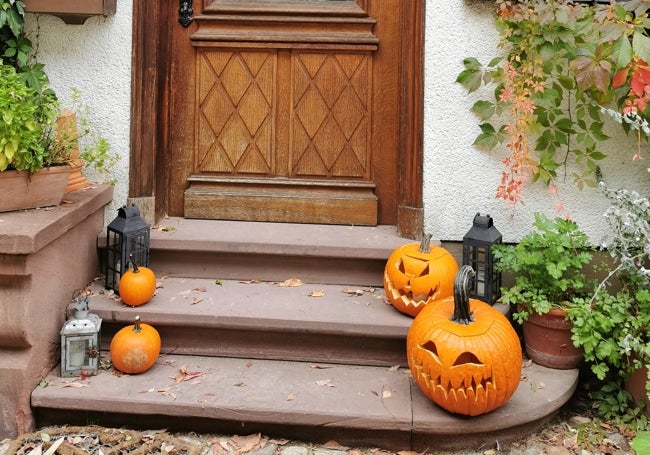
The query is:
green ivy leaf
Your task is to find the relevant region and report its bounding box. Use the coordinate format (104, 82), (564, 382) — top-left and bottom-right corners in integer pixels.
(632, 31), (650, 64)
(470, 100), (495, 121)
(472, 123), (504, 150)
(612, 34), (633, 69)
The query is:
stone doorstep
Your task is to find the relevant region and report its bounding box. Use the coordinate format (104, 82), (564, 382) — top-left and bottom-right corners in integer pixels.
(0, 184), (114, 256)
(89, 277), (411, 366)
(31, 355), (579, 452)
(104, 218), (422, 286)
(145, 218), (415, 260)
(87, 278), (511, 367)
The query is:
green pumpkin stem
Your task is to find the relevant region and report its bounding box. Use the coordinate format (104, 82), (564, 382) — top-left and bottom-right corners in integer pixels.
(451, 265), (475, 325)
(133, 316), (142, 333)
(418, 233), (433, 254)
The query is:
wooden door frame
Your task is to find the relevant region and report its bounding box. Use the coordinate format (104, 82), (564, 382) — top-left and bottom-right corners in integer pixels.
(129, 0), (425, 239)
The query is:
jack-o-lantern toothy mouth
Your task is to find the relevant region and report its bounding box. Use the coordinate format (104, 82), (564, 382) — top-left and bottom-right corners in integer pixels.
(413, 341), (496, 402)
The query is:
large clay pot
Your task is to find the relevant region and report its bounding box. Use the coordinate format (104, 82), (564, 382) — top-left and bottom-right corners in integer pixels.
(522, 308), (583, 369)
(0, 165), (72, 212)
(625, 363), (650, 416)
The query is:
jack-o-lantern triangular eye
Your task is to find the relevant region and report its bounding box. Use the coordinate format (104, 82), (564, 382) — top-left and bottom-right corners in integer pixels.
(420, 340), (438, 357)
(453, 352), (481, 366)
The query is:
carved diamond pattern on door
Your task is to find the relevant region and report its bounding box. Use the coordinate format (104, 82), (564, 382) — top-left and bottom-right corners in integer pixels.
(197, 49), (276, 175)
(292, 52), (371, 178)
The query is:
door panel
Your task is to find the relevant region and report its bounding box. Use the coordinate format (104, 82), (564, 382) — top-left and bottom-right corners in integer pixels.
(167, 0), (401, 225)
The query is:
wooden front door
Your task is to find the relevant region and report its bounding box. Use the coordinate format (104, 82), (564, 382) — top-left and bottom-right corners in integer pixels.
(130, 0), (424, 234)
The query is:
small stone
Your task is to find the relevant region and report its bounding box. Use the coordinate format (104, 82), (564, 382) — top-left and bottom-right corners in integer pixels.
(251, 442), (279, 455)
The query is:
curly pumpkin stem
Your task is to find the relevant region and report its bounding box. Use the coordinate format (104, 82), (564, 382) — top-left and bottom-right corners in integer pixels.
(451, 265), (476, 325)
(127, 254), (141, 274)
(418, 233), (433, 254)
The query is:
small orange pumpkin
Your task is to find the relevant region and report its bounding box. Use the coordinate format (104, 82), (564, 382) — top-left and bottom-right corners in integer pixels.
(119, 257), (156, 307)
(384, 233), (458, 317)
(110, 316), (161, 374)
(407, 265), (522, 416)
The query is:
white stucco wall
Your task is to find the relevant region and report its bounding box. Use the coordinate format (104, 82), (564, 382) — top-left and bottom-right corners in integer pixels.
(23, 0), (650, 242)
(424, 0), (650, 242)
(23, 1), (133, 220)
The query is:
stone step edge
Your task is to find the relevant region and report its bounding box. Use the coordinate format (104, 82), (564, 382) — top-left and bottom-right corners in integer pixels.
(32, 354), (579, 452)
(98, 218), (416, 260)
(88, 277), (413, 339)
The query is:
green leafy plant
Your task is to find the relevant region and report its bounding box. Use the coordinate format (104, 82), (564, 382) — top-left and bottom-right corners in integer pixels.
(0, 1), (115, 178)
(457, 0), (649, 205)
(59, 88), (118, 182)
(493, 212), (596, 323)
(569, 184), (650, 421)
(0, 64), (59, 172)
(632, 430), (650, 453)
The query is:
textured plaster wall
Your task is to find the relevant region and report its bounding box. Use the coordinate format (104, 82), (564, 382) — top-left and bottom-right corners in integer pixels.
(23, 1), (650, 242)
(23, 1), (133, 221)
(424, 0), (650, 242)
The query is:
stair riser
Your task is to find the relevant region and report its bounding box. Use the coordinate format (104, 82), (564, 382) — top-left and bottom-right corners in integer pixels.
(149, 250), (387, 286)
(100, 323), (408, 367)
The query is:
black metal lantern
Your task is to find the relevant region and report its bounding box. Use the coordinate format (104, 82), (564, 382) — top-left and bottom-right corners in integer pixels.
(462, 213), (502, 305)
(60, 291), (102, 377)
(105, 205), (150, 293)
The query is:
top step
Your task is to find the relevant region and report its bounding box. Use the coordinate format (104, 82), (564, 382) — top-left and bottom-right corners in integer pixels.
(142, 219), (418, 285)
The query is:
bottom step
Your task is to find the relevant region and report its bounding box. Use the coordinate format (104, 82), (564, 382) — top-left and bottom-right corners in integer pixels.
(32, 355), (579, 452)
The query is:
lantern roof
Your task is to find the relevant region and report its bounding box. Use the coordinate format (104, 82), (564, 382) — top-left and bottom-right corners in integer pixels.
(107, 205), (149, 233)
(463, 213), (502, 244)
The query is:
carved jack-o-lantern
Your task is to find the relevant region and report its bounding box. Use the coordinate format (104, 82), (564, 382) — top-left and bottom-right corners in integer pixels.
(384, 234), (458, 317)
(407, 265), (522, 416)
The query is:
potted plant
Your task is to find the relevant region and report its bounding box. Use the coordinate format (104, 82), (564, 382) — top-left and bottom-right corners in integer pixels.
(0, 0), (114, 211)
(569, 182), (650, 421)
(493, 213), (597, 369)
(457, 0), (650, 206)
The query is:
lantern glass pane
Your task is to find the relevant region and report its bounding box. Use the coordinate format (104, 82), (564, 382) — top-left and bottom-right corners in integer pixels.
(61, 334), (99, 377)
(67, 338), (89, 368)
(105, 229), (123, 291)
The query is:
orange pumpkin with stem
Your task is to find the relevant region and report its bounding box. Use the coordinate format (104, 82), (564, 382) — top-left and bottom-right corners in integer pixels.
(407, 265), (522, 416)
(110, 316), (161, 374)
(384, 233), (458, 317)
(119, 256), (156, 307)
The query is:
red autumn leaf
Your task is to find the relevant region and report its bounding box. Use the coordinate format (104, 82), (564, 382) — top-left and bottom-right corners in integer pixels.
(612, 68), (629, 88)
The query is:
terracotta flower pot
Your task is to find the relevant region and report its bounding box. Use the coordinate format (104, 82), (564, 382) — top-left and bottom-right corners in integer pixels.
(625, 362), (650, 416)
(522, 308), (583, 369)
(0, 165), (72, 212)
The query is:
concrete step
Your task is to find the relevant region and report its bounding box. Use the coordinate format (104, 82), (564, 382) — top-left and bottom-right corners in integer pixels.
(88, 277), (412, 367)
(31, 354), (579, 452)
(141, 218), (414, 286)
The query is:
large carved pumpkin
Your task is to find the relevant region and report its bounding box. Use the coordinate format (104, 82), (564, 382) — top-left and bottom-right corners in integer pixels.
(407, 265), (522, 416)
(384, 234), (458, 317)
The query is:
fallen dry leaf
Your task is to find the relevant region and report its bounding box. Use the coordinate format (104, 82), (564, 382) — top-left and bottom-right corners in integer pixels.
(308, 289), (325, 297)
(157, 386), (177, 399)
(171, 366), (203, 383)
(192, 287), (206, 292)
(382, 389), (392, 398)
(341, 288), (368, 296)
(315, 378), (335, 387)
(191, 297), (204, 305)
(231, 433), (264, 452)
(276, 278), (303, 287)
(286, 392), (298, 401)
(388, 365), (400, 372)
(60, 381), (89, 388)
(239, 280), (261, 284)
(323, 440), (346, 449)
(310, 364), (333, 369)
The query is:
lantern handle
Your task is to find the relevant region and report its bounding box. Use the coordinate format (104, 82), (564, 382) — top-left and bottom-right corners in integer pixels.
(65, 289), (90, 320)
